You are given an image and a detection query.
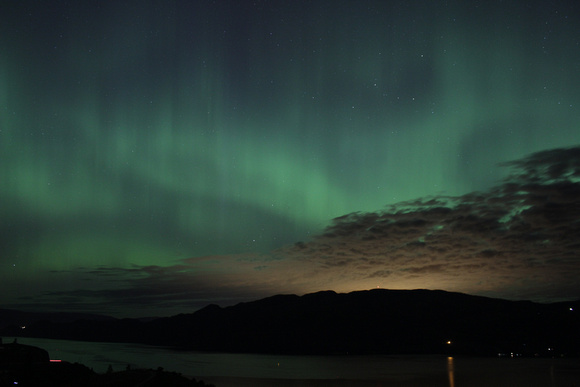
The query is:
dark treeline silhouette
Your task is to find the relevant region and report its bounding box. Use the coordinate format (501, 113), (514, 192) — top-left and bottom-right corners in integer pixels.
(2, 289), (579, 356)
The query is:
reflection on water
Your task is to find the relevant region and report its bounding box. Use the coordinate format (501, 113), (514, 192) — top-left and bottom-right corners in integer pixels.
(447, 357), (455, 387)
(5, 338), (580, 386)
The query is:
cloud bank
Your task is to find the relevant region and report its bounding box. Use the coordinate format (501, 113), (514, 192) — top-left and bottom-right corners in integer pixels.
(9, 146), (578, 317)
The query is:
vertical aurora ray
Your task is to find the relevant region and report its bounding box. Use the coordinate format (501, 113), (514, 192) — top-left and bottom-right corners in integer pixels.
(0, 1), (579, 314)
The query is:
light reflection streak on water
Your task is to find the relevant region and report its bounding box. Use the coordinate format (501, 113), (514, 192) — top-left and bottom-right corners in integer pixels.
(447, 357), (455, 387)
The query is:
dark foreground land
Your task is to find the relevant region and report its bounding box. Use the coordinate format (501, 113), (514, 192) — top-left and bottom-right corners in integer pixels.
(0, 338), (214, 386)
(1, 359), (215, 387)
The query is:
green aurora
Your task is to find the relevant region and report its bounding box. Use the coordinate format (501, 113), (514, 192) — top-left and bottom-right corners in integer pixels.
(1, 1), (579, 316)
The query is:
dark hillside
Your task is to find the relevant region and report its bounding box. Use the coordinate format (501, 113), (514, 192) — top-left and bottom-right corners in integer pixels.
(3, 289), (579, 356)
(144, 289), (580, 356)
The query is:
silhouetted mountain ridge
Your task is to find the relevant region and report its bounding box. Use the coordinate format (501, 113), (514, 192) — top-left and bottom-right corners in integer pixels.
(3, 289), (579, 356)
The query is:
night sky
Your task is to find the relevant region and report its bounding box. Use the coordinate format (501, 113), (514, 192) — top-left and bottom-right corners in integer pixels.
(2, 1), (580, 318)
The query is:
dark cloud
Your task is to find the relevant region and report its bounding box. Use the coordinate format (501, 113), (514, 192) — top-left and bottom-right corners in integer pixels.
(14, 253), (313, 317)
(279, 146), (580, 302)
(401, 264), (446, 275)
(500, 146), (580, 183)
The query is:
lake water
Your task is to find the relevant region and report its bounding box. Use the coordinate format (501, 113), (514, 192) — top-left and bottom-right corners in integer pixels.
(5, 337), (580, 386)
